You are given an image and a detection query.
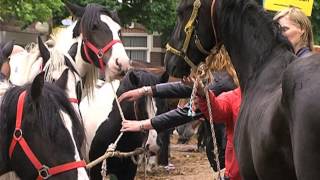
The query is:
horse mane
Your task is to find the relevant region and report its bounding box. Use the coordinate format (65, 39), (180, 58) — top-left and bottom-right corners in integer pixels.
(217, 0), (293, 74)
(0, 82), (85, 154)
(81, 4), (120, 40)
(47, 25), (98, 99)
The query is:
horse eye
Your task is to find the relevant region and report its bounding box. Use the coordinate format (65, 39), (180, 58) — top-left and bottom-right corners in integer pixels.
(118, 31), (122, 38)
(280, 26), (289, 32)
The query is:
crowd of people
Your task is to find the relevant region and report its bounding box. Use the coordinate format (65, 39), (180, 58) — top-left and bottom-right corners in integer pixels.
(120, 7), (316, 180)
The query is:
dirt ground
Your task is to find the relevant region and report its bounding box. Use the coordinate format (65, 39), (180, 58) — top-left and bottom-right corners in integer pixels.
(135, 134), (218, 180)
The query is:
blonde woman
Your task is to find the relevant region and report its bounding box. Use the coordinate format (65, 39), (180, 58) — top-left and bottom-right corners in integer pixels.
(274, 7), (314, 57)
(119, 46), (239, 175)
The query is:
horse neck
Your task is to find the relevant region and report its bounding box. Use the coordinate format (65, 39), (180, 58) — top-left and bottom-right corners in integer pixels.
(216, 0), (295, 92)
(53, 23), (89, 78)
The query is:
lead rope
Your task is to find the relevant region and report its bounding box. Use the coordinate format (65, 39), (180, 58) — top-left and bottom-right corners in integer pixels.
(191, 78), (222, 180)
(203, 84), (222, 180)
(101, 81), (126, 178)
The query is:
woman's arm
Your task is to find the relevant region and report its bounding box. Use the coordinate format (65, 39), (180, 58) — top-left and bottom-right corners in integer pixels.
(121, 105), (203, 132)
(119, 81), (193, 102)
(152, 81), (192, 98)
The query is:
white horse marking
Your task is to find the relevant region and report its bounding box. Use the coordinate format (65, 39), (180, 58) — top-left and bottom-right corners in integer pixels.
(60, 111), (89, 180)
(100, 15), (130, 81)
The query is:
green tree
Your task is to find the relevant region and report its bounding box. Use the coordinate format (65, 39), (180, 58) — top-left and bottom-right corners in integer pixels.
(54, 0), (178, 44)
(0, 0), (63, 26)
(311, 1), (320, 45)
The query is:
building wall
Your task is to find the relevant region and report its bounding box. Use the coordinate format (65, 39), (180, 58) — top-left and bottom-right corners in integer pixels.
(122, 27), (165, 66)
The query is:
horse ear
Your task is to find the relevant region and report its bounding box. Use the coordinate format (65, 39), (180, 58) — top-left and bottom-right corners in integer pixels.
(65, 1), (85, 18)
(55, 69), (69, 90)
(31, 72), (45, 101)
(129, 71), (140, 86)
(159, 71), (169, 83)
(73, 20), (81, 38)
(38, 36), (50, 66)
(68, 42), (78, 60)
(110, 10), (121, 24)
(2, 41), (14, 59)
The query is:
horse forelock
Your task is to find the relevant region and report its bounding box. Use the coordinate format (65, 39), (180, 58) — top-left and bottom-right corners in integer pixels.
(0, 83), (85, 151)
(80, 4), (115, 40)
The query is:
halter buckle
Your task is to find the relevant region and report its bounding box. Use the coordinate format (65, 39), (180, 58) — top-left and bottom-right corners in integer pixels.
(97, 49), (104, 58)
(39, 165), (51, 179)
(13, 128), (23, 141)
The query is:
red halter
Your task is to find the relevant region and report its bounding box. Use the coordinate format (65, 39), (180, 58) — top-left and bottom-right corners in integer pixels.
(83, 39), (122, 70)
(9, 90), (86, 180)
(68, 98), (79, 104)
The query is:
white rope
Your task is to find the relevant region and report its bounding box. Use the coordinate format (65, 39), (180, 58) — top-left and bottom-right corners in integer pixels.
(203, 84), (222, 179)
(99, 81), (125, 179)
(190, 79), (222, 179)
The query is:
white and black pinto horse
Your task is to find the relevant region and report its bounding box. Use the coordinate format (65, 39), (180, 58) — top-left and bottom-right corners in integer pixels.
(7, 1), (131, 156)
(0, 73), (89, 179)
(89, 69), (169, 180)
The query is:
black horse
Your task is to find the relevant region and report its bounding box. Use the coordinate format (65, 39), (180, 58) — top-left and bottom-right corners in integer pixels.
(0, 41), (13, 80)
(89, 69), (169, 180)
(0, 73), (88, 179)
(165, 0), (320, 179)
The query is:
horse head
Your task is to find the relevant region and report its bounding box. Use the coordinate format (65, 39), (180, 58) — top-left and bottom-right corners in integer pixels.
(65, 2), (130, 81)
(165, 0), (216, 78)
(0, 73), (88, 179)
(0, 41), (14, 80)
(9, 37), (49, 86)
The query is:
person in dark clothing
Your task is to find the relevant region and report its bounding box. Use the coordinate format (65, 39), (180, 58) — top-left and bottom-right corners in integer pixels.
(119, 47), (239, 172)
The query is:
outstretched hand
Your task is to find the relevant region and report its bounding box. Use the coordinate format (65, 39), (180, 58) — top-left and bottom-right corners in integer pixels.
(118, 88), (143, 103)
(121, 119), (142, 132)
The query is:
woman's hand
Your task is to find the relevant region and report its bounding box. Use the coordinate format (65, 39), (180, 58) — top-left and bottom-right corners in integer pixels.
(118, 88), (144, 103)
(121, 119), (152, 132)
(121, 120), (141, 132)
(181, 76), (195, 87)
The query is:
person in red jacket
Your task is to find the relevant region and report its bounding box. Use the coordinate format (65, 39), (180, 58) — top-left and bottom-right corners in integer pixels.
(196, 87), (241, 180)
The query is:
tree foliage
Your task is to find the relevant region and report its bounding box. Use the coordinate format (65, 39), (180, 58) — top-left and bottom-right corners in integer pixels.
(1, 0), (319, 44)
(0, 0), (63, 25)
(311, 1), (320, 44)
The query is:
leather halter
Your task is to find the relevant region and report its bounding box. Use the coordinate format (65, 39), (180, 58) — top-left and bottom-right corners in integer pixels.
(166, 0), (221, 70)
(68, 98), (79, 104)
(9, 90), (86, 179)
(83, 39), (122, 70)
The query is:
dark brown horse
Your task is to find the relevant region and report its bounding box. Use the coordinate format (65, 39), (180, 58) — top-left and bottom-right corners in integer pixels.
(164, 0), (320, 179)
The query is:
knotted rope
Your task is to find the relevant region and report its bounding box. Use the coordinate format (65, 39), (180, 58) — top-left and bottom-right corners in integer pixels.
(188, 64), (222, 179)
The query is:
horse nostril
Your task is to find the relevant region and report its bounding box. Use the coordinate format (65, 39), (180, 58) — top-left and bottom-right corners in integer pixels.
(145, 144), (150, 150)
(115, 58), (122, 70)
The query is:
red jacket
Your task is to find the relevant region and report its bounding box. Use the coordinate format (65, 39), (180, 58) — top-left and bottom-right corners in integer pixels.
(197, 87), (241, 180)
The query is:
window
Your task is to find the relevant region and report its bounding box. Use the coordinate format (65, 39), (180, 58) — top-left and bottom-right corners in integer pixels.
(126, 50), (147, 61)
(123, 37), (147, 47)
(122, 36), (148, 62)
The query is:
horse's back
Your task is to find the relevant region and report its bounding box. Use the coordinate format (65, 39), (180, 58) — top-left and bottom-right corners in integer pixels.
(282, 53), (320, 179)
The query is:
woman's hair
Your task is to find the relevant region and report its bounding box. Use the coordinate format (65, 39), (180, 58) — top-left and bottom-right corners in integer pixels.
(196, 45), (239, 87)
(273, 7), (314, 51)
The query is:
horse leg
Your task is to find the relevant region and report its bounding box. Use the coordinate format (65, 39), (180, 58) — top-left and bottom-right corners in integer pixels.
(89, 120), (118, 180)
(107, 157), (137, 180)
(197, 121), (205, 151)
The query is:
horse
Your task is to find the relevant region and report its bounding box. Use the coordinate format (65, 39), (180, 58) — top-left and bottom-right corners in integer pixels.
(164, 0), (320, 179)
(0, 41), (13, 97)
(0, 73), (89, 179)
(56, 2), (130, 82)
(89, 69), (169, 180)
